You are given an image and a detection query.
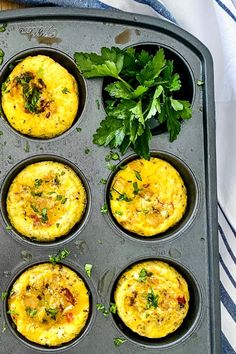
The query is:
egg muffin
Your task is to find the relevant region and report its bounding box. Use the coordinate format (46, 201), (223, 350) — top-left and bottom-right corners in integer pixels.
(7, 263), (90, 346)
(114, 260), (189, 338)
(6, 161), (87, 242)
(1, 55), (78, 138)
(109, 157), (187, 236)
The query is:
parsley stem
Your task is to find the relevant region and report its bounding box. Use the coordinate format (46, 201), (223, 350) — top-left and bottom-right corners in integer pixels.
(117, 76), (133, 91)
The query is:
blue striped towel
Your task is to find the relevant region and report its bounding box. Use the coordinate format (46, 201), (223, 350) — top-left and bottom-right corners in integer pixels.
(6, 0), (236, 352)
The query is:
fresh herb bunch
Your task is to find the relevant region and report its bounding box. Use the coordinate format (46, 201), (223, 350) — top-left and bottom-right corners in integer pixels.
(74, 47), (192, 159)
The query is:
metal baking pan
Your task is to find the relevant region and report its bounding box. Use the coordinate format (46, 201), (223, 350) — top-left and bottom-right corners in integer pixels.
(0, 8), (220, 354)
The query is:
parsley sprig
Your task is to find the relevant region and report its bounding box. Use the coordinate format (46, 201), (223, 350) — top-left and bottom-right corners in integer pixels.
(74, 47), (192, 159)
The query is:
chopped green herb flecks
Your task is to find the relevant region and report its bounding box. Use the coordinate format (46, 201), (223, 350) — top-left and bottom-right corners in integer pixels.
(6, 225), (12, 230)
(0, 131), (3, 136)
(115, 210), (123, 216)
(26, 307), (37, 317)
(85, 263), (93, 278)
(76, 127), (82, 132)
(7, 309), (18, 316)
(0, 23), (7, 32)
(105, 151), (120, 161)
(41, 208), (48, 223)
(133, 181), (141, 195)
(134, 170), (142, 181)
(62, 87), (70, 94)
(0, 48), (4, 66)
(24, 141), (30, 153)
(96, 99), (100, 109)
(107, 163), (117, 172)
(61, 197), (67, 204)
(100, 178), (107, 185)
(54, 175), (60, 186)
(96, 303), (109, 317)
(109, 302), (117, 314)
(146, 288), (158, 309)
(31, 191), (43, 197)
(31, 204), (39, 213)
(49, 249), (70, 264)
(45, 308), (58, 320)
(100, 203), (108, 214)
(113, 337), (127, 347)
(34, 179), (42, 188)
(85, 148), (90, 154)
(117, 192), (132, 202)
(1, 291), (8, 301)
(138, 268), (153, 282)
(197, 80), (204, 86)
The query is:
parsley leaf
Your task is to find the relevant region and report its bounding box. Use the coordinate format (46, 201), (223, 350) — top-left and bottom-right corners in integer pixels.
(49, 249), (70, 264)
(45, 308), (58, 320)
(134, 170), (142, 181)
(96, 303), (109, 317)
(133, 182), (140, 195)
(0, 48), (4, 66)
(137, 48), (166, 87)
(85, 263), (93, 278)
(197, 80), (204, 86)
(146, 288), (158, 309)
(62, 87), (70, 94)
(74, 47), (124, 79)
(100, 203), (108, 214)
(1, 291), (8, 301)
(138, 268), (153, 282)
(41, 208), (48, 223)
(114, 337), (127, 347)
(109, 302), (117, 314)
(26, 307), (37, 317)
(34, 179), (42, 188)
(0, 24), (7, 32)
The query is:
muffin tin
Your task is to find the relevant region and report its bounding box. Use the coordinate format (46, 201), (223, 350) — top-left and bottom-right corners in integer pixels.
(0, 8), (220, 354)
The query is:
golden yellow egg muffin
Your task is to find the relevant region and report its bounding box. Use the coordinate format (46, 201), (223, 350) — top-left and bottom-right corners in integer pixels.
(6, 161), (87, 242)
(109, 157), (187, 236)
(8, 263), (90, 346)
(114, 261), (189, 338)
(1, 55), (78, 138)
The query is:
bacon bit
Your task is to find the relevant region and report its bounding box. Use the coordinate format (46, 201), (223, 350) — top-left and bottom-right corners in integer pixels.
(30, 214), (41, 226)
(177, 296), (186, 308)
(62, 288), (76, 306)
(66, 312), (74, 323)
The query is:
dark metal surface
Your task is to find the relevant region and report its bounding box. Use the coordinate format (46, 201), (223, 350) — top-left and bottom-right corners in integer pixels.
(0, 8), (220, 354)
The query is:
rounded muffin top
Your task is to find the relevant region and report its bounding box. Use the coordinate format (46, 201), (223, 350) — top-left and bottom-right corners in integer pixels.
(7, 263), (90, 346)
(109, 157), (187, 236)
(6, 161), (87, 242)
(1, 55), (78, 138)
(114, 260), (190, 339)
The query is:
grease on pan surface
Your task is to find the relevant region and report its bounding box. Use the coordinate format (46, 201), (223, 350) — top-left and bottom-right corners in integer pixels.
(1, 55), (78, 138)
(109, 158), (187, 236)
(7, 263), (90, 346)
(6, 161), (86, 242)
(114, 260), (189, 338)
